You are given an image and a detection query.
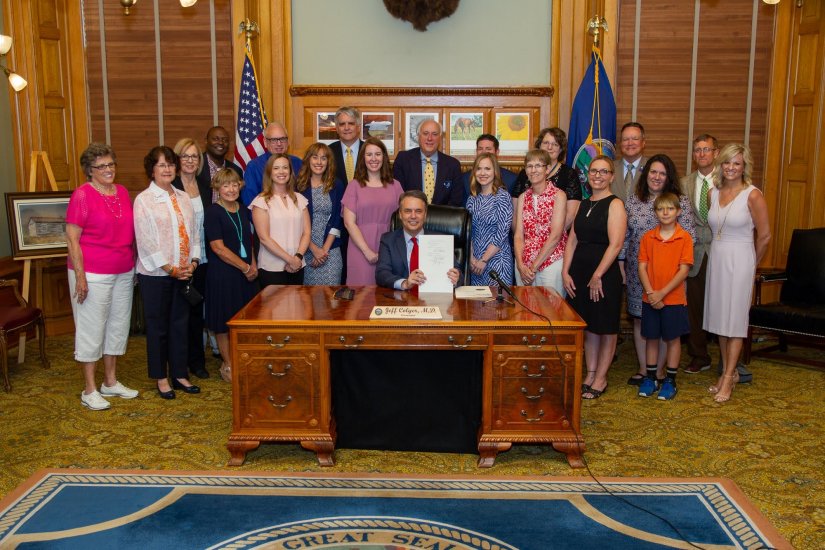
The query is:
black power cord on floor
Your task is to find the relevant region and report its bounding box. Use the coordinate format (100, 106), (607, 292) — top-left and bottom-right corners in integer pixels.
(507, 289), (776, 550)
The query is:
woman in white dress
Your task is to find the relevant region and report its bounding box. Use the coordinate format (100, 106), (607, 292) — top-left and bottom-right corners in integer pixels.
(703, 143), (771, 403)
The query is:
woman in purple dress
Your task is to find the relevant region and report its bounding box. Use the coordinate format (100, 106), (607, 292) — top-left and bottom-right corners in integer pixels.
(341, 137), (403, 285)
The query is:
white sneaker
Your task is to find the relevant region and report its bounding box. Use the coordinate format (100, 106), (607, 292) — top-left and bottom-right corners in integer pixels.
(81, 390), (111, 410)
(100, 381), (139, 399)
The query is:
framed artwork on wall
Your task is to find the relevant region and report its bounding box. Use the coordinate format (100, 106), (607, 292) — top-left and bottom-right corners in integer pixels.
(403, 112), (441, 152)
(494, 112), (531, 157)
(5, 191), (72, 259)
(362, 112), (396, 155)
(315, 112), (338, 144)
(447, 111), (485, 157)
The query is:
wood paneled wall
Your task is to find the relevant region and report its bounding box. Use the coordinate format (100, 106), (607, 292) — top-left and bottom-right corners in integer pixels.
(83, 0), (236, 193)
(616, 0), (774, 184)
(2, 0), (89, 191)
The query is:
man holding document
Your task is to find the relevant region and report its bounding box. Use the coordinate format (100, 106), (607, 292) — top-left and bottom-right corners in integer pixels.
(376, 190), (460, 292)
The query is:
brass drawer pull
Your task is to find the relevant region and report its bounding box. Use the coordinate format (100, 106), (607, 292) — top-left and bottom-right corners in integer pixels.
(339, 335), (364, 348)
(521, 409), (545, 422)
(266, 335), (291, 348)
(522, 335), (547, 349)
(448, 335), (473, 348)
(520, 386), (545, 400)
(521, 364), (546, 377)
(267, 395), (292, 408)
(267, 363), (291, 377)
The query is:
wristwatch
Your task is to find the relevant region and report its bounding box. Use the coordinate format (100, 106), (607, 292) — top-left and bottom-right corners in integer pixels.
(294, 252), (304, 260)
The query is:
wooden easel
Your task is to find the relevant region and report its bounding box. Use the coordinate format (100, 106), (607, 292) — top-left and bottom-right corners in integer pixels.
(16, 151), (63, 363)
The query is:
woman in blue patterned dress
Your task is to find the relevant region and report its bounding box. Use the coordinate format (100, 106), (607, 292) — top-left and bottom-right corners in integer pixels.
(466, 153), (514, 285)
(296, 142), (345, 285)
(620, 154), (696, 385)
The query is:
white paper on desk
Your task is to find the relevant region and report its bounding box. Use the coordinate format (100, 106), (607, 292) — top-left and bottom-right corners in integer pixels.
(417, 234), (455, 294)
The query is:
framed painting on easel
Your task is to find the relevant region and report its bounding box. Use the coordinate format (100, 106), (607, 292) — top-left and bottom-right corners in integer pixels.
(5, 191), (72, 259)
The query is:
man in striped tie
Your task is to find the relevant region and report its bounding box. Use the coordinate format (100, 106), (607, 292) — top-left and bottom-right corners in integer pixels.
(611, 122), (647, 202)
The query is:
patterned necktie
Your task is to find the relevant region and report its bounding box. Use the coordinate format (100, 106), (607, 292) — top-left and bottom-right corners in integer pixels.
(699, 177), (710, 222)
(345, 147), (354, 182)
(624, 163), (633, 194)
(424, 158), (435, 203)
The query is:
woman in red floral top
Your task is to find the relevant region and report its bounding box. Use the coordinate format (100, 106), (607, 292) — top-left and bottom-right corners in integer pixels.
(514, 149), (568, 295)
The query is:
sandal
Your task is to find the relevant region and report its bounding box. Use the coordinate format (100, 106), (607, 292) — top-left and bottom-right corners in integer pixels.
(713, 373), (739, 403)
(219, 363), (232, 383)
(582, 370), (597, 393)
(582, 384), (607, 400)
(627, 374), (645, 386)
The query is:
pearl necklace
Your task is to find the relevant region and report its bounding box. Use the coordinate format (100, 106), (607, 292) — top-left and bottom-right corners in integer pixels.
(89, 182), (122, 219)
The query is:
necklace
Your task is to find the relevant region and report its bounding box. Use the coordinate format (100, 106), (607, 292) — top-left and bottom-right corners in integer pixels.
(220, 201), (247, 257)
(714, 186), (744, 240)
(585, 196), (605, 217)
(89, 182), (122, 219)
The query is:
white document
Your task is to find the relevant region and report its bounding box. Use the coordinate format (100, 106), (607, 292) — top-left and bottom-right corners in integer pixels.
(455, 286), (493, 299)
(417, 234), (455, 294)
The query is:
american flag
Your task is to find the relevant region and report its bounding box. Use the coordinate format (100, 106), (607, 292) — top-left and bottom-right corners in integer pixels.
(233, 48), (267, 170)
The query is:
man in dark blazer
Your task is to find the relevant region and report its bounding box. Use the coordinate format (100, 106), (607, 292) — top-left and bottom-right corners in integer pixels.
(392, 120), (464, 207)
(196, 126), (244, 207)
(328, 106), (363, 185)
(612, 121), (647, 202)
(376, 190), (460, 290)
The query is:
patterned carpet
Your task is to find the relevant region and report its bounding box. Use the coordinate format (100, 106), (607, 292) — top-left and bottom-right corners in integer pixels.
(0, 334), (822, 548)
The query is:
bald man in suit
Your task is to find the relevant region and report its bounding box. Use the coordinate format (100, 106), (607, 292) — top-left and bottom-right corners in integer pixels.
(392, 120), (464, 207)
(612, 122), (647, 202)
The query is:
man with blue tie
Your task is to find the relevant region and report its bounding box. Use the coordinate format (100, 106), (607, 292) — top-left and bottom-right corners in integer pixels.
(612, 122), (647, 202)
(375, 190), (460, 290)
(392, 120), (464, 207)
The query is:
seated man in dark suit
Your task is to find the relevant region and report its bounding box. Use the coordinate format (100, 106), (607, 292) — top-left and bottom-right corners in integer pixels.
(392, 120), (464, 207)
(376, 190), (461, 290)
(197, 126), (244, 204)
(461, 133), (518, 203)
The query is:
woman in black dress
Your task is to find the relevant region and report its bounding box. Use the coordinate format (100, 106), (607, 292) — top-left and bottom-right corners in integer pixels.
(562, 155), (627, 399)
(204, 168), (259, 382)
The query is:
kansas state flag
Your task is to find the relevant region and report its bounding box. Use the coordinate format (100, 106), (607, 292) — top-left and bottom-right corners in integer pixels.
(567, 47), (616, 197)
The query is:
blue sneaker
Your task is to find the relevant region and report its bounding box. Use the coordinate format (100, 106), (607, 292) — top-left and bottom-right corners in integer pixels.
(657, 379), (678, 400)
(638, 378), (658, 397)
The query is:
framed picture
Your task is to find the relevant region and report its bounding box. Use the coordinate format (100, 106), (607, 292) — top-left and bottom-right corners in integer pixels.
(316, 112), (338, 144)
(5, 191), (73, 259)
(447, 111), (485, 157)
(362, 112), (396, 155)
(494, 112), (531, 156)
(404, 112), (441, 151)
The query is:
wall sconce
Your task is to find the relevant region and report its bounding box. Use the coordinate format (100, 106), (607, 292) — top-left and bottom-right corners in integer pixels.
(120, 0), (137, 15)
(0, 34), (27, 92)
(180, 0), (198, 6)
(762, 0), (779, 4)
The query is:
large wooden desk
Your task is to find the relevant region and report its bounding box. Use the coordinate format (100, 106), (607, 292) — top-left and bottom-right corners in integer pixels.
(226, 285), (586, 468)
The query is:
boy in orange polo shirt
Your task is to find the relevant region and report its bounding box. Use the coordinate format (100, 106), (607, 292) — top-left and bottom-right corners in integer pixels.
(637, 193), (694, 400)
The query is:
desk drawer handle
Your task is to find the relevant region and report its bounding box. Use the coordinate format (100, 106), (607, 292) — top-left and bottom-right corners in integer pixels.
(267, 395), (292, 408)
(522, 335), (546, 349)
(267, 363), (291, 377)
(521, 364), (546, 377)
(339, 335), (364, 348)
(521, 386), (545, 400)
(448, 335), (473, 348)
(521, 409), (544, 422)
(266, 335), (291, 348)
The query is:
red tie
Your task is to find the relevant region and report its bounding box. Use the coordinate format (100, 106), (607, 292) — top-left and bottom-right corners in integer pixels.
(410, 236), (419, 272)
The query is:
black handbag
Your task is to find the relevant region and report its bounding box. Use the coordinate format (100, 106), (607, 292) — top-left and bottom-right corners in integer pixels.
(181, 279), (203, 306)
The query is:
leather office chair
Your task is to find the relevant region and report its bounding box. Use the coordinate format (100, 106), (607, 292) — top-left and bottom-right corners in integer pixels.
(390, 204), (472, 286)
(745, 227), (825, 368)
(0, 279), (50, 391)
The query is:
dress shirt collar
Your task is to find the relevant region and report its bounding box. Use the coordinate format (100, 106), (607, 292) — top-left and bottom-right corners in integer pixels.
(420, 150), (439, 164)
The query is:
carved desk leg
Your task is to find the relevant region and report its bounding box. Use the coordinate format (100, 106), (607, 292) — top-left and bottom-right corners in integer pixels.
(477, 441), (512, 468)
(226, 440), (260, 466)
(301, 440), (335, 467)
(552, 440), (585, 469)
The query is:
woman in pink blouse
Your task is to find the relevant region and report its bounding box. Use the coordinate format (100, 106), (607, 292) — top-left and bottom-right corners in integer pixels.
(514, 148), (568, 295)
(134, 146), (202, 400)
(250, 153), (311, 286)
(66, 143), (138, 411)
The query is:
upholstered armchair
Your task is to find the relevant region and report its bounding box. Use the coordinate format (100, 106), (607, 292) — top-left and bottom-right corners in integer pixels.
(745, 227), (825, 367)
(391, 204), (472, 286)
(0, 279), (50, 391)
